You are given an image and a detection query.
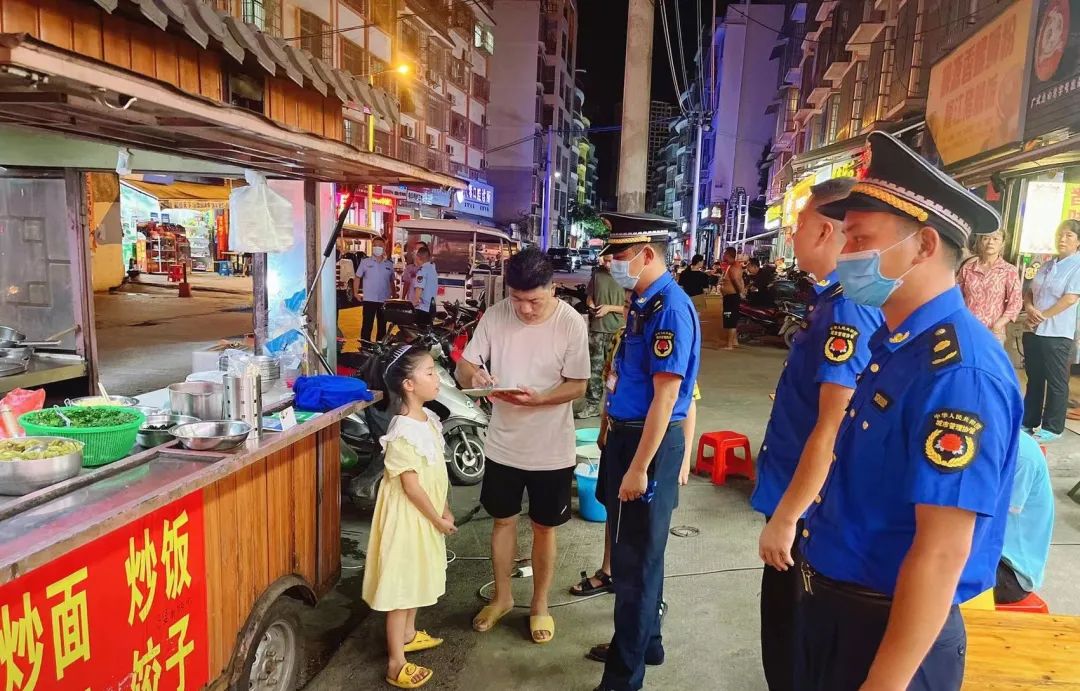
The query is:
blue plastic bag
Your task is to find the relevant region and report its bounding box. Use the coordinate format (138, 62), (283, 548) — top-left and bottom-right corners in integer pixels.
(293, 375), (374, 412)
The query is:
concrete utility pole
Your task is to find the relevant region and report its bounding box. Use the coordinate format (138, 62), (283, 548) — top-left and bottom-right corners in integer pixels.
(689, 115), (705, 254)
(617, 0), (655, 213)
(540, 125), (555, 250)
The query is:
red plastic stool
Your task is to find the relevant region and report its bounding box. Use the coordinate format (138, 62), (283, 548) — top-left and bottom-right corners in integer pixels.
(996, 592), (1049, 614)
(695, 431), (755, 485)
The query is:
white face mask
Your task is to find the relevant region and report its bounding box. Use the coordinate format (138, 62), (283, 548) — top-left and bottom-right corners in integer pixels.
(609, 248), (645, 290)
(373, 246), (385, 258)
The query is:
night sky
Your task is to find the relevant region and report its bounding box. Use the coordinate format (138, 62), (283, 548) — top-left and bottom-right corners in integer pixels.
(578, 0), (725, 204)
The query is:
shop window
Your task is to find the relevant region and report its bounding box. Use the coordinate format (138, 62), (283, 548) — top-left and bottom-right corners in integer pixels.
(850, 61), (866, 134)
(374, 128), (391, 155)
(344, 118), (364, 148)
(341, 38), (365, 76)
(826, 94), (841, 144)
(299, 10), (331, 62)
(401, 21), (421, 58)
(227, 71), (265, 114)
(243, 0), (282, 37)
(470, 121), (485, 149)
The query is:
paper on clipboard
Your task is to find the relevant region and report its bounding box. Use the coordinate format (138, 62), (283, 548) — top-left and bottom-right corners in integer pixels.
(461, 387), (526, 397)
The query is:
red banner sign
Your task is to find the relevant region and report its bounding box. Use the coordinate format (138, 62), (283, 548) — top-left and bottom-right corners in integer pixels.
(0, 492), (209, 691)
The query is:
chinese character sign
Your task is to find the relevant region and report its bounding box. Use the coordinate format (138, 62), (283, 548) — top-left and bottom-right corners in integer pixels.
(1026, 0), (1080, 138)
(927, 0), (1037, 164)
(0, 493), (208, 691)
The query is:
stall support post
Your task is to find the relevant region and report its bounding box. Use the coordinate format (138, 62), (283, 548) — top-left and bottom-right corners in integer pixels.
(252, 253), (268, 355)
(66, 169), (98, 391)
(304, 180), (320, 375)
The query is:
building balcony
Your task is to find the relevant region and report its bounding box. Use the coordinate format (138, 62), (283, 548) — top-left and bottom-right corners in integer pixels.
(807, 86), (833, 107)
(399, 139), (424, 166)
(823, 59), (853, 85)
(426, 148), (450, 174)
(784, 65), (802, 85)
(847, 20), (886, 58)
(816, 1), (838, 22)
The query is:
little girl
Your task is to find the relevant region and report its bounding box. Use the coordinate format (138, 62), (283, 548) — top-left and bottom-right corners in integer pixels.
(362, 345), (456, 689)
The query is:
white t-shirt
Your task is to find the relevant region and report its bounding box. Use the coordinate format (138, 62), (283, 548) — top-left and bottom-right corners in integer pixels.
(462, 298), (590, 470)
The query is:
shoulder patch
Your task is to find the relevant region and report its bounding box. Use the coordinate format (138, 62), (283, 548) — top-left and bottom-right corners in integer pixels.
(924, 410), (984, 473)
(824, 324), (860, 363)
(930, 324), (962, 370)
(653, 329), (675, 358)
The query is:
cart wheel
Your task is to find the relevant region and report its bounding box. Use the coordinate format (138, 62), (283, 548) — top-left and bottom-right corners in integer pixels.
(241, 598), (303, 691)
(447, 426), (485, 486)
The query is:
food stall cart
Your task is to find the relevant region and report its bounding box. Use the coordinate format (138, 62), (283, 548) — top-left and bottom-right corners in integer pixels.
(0, 398), (372, 690)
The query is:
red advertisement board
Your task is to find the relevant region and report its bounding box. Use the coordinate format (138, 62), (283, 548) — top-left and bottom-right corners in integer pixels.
(0, 491), (209, 691)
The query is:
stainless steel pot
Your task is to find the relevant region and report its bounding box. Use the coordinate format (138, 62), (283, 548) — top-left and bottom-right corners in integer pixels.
(0, 437), (84, 495)
(0, 346), (32, 362)
(168, 382), (224, 419)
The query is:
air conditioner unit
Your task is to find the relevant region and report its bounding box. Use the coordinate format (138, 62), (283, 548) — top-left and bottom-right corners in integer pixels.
(445, 144), (453, 154)
(401, 124), (416, 139)
(426, 133), (438, 148)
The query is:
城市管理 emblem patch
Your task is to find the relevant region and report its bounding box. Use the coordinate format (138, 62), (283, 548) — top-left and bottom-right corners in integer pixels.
(824, 324), (859, 363)
(653, 329), (675, 359)
(923, 410), (984, 473)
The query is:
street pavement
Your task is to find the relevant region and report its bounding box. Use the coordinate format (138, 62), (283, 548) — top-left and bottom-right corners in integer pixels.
(301, 321), (1080, 691)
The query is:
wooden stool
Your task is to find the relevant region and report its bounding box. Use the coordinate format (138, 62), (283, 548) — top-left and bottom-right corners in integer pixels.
(695, 431), (754, 485)
(996, 592), (1049, 614)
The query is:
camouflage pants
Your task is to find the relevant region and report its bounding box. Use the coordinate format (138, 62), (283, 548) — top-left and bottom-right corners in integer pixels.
(586, 330), (618, 407)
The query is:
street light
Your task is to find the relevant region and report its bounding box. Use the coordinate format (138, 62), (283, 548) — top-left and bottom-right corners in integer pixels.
(358, 64), (412, 80)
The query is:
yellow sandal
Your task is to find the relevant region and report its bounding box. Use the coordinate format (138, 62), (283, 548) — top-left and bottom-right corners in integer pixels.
(529, 614), (555, 644)
(386, 662), (433, 689)
(472, 604), (512, 632)
(403, 630), (443, 653)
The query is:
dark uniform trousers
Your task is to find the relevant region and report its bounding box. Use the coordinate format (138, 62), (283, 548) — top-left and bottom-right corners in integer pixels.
(795, 576), (967, 691)
(597, 422), (684, 691)
(760, 517), (804, 691)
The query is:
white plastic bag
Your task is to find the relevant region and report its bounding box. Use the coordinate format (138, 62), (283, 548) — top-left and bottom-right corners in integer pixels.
(229, 169), (295, 253)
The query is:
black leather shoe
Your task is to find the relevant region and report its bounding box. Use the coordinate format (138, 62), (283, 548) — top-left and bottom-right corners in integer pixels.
(585, 643), (665, 666)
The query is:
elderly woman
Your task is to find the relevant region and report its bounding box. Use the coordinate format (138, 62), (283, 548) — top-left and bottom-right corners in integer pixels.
(957, 228), (1022, 342)
(1023, 219), (1080, 442)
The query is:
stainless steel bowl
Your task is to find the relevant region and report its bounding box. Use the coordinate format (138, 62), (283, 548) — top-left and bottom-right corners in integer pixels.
(67, 395), (141, 407)
(0, 437), (84, 495)
(0, 346), (32, 362)
(168, 382), (224, 419)
(137, 414), (199, 448)
(133, 405), (164, 417)
(170, 420), (251, 451)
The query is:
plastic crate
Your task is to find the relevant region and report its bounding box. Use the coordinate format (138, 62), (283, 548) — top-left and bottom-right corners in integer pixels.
(19, 407), (145, 467)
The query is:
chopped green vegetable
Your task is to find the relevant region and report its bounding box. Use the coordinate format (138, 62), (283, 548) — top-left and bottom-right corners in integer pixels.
(24, 408), (138, 429)
(0, 438), (81, 461)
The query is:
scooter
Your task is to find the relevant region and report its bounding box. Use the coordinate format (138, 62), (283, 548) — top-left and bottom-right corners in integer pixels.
(340, 334), (489, 511)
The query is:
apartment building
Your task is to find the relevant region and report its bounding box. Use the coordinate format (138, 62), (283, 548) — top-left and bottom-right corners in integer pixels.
(765, 0), (996, 245)
(487, 0), (579, 246)
(218, 0), (494, 190)
(646, 100), (678, 209)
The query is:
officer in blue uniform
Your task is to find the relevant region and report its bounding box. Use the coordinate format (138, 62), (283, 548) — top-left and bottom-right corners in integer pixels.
(354, 237), (396, 341)
(752, 177), (883, 691)
(797, 132), (1023, 691)
(591, 212), (701, 691)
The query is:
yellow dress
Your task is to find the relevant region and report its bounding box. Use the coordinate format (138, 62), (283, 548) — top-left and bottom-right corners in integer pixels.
(362, 410), (450, 612)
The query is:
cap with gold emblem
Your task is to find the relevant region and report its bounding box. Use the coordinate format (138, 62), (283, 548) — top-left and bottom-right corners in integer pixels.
(598, 211), (678, 256)
(817, 131), (1000, 248)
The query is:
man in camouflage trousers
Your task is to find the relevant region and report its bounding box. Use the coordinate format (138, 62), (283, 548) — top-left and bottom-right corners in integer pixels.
(578, 255), (627, 419)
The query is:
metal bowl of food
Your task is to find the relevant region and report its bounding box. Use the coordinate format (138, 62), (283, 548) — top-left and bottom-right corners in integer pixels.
(133, 405), (163, 418)
(0, 437), (84, 495)
(137, 414), (199, 448)
(67, 395), (141, 408)
(169, 420), (252, 451)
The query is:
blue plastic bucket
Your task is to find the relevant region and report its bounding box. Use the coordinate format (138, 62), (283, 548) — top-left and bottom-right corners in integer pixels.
(575, 427), (601, 445)
(575, 463), (607, 522)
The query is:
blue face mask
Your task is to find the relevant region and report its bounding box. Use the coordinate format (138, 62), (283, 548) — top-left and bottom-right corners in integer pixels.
(373, 246), (385, 258)
(835, 236), (916, 308)
(609, 249), (644, 290)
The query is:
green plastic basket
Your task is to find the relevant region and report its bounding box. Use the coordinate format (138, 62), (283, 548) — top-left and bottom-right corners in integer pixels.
(19, 407), (146, 467)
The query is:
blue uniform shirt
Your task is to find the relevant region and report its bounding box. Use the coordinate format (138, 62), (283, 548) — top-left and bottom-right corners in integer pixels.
(750, 273), (883, 517)
(413, 261), (439, 312)
(606, 271), (700, 421)
(802, 287), (1023, 603)
(1002, 431), (1055, 592)
(357, 257), (395, 303)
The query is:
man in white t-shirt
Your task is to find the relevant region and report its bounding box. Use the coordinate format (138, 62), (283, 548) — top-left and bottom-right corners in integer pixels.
(457, 247), (590, 644)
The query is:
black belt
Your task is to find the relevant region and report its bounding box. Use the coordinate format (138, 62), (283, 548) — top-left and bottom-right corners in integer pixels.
(800, 562), (891, 604)
(608, 418), (684, 432)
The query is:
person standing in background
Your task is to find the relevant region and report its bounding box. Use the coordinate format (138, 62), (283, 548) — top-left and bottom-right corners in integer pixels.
(678, 254), (711, 312)
(412, 246), (439, 327)
(719, 247), (745, 350)
(995, 430), (1054, 604)
(355, 237), (396, 342)
(957, 228), (1022, 342)
(1022, 219), (1080, 442)
(401, 241), (428, 301)
(579, 254), (627, 420)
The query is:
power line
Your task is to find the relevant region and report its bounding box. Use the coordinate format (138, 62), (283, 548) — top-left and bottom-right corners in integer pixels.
(658, 0), (689, 116)
(672, 0), (695, 110)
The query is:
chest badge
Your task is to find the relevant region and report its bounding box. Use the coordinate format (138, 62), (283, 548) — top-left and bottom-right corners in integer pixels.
(924, 410), (984, 473)
(653, 330), (675, 359)
(824, 324), (860, 363)
(871, 391), (891, 411)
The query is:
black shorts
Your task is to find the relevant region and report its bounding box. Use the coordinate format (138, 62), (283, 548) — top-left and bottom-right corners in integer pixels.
(480, 458), (574, 527)
(722, 293), (741, 328)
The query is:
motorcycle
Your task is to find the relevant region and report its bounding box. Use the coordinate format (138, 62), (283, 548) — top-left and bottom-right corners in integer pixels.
(738, 299), (808, 347)
(340, 330), (489, 511)
(555, 282), (589, 314)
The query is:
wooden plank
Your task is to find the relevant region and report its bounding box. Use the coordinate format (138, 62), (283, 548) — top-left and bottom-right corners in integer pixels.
(129, 26), (156, 78)
(198, 51), (223, 102)
(233, 459), (270, 625)
(69, 2), (103, 61)
(201, 475), (232, 679)
(264, 448), (295, 578)
(37, 0), (73, 51)
(0, 0), (39, 35)
(962, 609), (1080, 689)
(282, 82), (300, 129)
(270, 81), (286, 125)
(153, 35), (180, 88)
(101, 14), (132, 71)
(291, 433), (318, 584)
(177, 42), (201, 94)
(316, 425), (342, 593)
